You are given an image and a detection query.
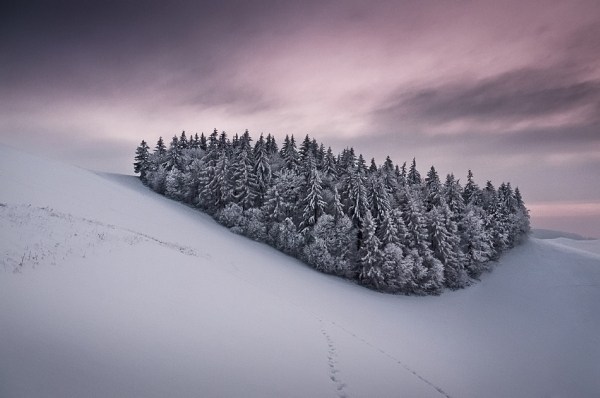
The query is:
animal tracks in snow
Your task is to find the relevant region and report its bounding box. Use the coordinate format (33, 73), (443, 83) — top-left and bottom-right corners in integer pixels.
(319, 319), (349, 398)
(327, 319), (452, 398)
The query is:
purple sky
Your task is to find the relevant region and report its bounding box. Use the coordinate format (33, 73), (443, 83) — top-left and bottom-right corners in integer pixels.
(2, 0), (599, 237)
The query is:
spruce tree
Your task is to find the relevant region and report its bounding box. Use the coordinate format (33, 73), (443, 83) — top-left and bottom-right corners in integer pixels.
(133, 140), (150, 182)
(427, 204), (468, 289)
(358, 211), (384, 289)
(253, 134), (272, 207)
(206, 152), (233, 211)
(300, 165), (326, 233)
(231, 146), (258, 210)
(425, 166), (442, 210)
(407, 158), (422, 186)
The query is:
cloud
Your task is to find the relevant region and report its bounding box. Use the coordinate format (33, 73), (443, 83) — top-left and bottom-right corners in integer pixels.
(375, 67), (600, 131)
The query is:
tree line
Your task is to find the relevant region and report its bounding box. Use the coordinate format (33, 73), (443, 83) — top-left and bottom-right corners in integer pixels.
(134, 130), (530, 295)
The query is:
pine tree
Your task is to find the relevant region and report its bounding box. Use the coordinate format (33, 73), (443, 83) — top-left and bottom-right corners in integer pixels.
(165, 168), (185, 200)
(343, 168), (369, 228)
(407, 158), (422, 185)
(263, 184), (287, 223)
(253, 134), (272, 207)
(382, 156), (394, 174)
(377, 209), (400, 247)
(368, 175), (392, 226)
(443, 173), (465, 221)
(299, 134), (312, 163)
(358, 211), (384, 289)
(133, 140), (150, 182)
(323, 147), (338, 180)
(266, 134), (278, 155)
(369, 158), (378, 173)
(280, 135), (300, 170)
(154, 136), (167, 156)
(231, 146), (258, 210)
(463, 169), (481, 205)
(338, 147), (356, 173)
(199, 133), (207, 150)
(425, 166), (442, 210)
(165, 135), (181, 171)
(513, 187), (530, 240)
(208, 129), (219, 150)
(304, 214), (354, 276)
(179, 131), (188, 150)
(460, 206), (493, 278)
(357, 154), (368, 174)
(331, 186), (344, 221)
(300, 165), (326, 233)
(427, 204), (468, 289)
(206, 152), (233, 211)
(402, 190), (444, 294)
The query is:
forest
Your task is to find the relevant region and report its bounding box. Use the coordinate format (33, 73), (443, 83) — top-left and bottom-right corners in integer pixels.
(134, 130), (530, 295)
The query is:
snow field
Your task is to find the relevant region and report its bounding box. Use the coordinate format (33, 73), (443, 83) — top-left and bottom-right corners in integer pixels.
(1, 145), (599, 397)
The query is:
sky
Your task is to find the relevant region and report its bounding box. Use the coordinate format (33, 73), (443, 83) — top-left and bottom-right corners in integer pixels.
(1, 0), (599, 237)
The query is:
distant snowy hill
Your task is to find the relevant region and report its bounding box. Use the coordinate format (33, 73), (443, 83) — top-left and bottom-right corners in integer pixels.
(532, 228), (595, 240)
(1, 145), (599, 398)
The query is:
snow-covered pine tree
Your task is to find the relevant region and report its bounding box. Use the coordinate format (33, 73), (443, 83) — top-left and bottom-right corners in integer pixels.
(481, 181), (508, 259)
(299, 134), (312, 163)
(463, 169), (481, 206)
(338, 147), (356, 174)
(443, 173), (465, 223)
(182, 158), (205, 206)
(300, 164), (326, 234)
(331, 186), (345, 221)
(402, 189), (444, 294)
(358, 210), (384, 289)
(265, 134), (278, 155)
(178, 131), (188, 150)
(280, 135), (300, 170)
(513, 187), (530, 240)
(262, 183), (287, 224)
(425, 166), (442, 211)
(165, 135), (182, 171)
(368, 175), (392, 224)
(304, 214), (355, 276)
(206, 151), (233, 212)
(427, 203), (468, 289)
(253, 134), (272, 207)
(154, 136), (167, 157)
(357, 154), (368, 174)
(369, 158), (378, 173)
(460, 206), (493, 278)
(231, 145), (258, 210)
(273, 217), (303, 256)
(407, 158), (422, 186)
(133, 140), (150, 182)
(322, 147), (338, 180)
(166, 167), (186, 201)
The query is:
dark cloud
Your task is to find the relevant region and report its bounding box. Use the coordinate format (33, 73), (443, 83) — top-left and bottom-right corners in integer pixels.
(377, 67), (600, 126)
(0, 0), (324, 100)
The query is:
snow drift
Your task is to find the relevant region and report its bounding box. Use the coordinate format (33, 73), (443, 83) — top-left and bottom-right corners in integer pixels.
(1, 145), (599, 398)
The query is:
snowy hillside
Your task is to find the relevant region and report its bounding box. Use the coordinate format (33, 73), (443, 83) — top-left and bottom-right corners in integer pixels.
(1, 145), (599, 398)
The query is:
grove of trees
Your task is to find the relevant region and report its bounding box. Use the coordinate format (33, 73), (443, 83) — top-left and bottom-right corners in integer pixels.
(134, 130), (530, 295)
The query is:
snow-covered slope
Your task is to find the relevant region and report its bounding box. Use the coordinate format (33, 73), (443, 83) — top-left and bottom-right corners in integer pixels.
(1, 145), (599, 398)
(532, 228), (595, 240)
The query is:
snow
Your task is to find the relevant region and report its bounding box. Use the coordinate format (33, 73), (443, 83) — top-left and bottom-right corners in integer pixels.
(1, 144), (599, 398)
